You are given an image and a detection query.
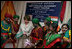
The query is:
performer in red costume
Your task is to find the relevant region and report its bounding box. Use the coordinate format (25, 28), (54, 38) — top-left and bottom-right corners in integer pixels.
(10, 15), (20, 44)
(1, 14), (15, 48)
(30, 18), (43, 48)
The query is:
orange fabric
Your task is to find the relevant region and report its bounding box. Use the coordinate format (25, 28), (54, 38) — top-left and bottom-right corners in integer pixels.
(44, 26), (46, 32)
(35, 27), (41, 37)
(57, 25), (60, 32)
(1, 1), (16, 21)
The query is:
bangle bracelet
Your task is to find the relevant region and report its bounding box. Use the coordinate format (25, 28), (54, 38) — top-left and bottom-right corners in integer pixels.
(8, 33), (11, 35)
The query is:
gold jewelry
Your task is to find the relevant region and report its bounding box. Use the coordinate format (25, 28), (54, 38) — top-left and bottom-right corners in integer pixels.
(1, 24), (10, 31)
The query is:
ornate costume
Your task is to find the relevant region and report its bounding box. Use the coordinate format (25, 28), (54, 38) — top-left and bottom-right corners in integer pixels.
(30, 18), (43, 48)
(42, 32), (61, 48)
(12, 15), (20, 33)
(11, 15), (20, 43)
(42, 17), (51, 39)
(63, 30), (71, 48)
(1, 14), (12, 48)
(42, 21), (61, 48)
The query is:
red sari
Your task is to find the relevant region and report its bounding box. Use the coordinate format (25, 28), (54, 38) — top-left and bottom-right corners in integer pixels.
(30, 27), (43, 46)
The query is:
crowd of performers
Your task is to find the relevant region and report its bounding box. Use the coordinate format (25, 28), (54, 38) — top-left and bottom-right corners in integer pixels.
(1, 14), (71, 48)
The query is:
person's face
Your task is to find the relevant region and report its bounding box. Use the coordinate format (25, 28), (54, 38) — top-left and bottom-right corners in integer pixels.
(24, 19), (29, 24)
(62, 25), (68, 33)
(5, 18), (10, 23)
(49, 25), (53, 31)
(29, 15), (32, 20)
(45, 25), (48, 30)
(14, 18), (19, 22)
(44, 20), (47, 26)
(33, 23), (37, 28)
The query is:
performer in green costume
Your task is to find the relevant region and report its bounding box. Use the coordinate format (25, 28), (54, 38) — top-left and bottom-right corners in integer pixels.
(1, 14), (12, 48)
(63, 30), (71, 48)
(42, 22), (61, 48)
(59, 24), (70, 48)
(43, 17), (51, 39)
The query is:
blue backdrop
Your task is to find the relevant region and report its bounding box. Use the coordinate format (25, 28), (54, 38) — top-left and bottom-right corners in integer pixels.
(25, 2), (62, 22)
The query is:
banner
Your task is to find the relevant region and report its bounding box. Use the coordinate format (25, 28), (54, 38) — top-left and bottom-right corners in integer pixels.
(60, 1), (66, 23)
(25, 2), (62, 22)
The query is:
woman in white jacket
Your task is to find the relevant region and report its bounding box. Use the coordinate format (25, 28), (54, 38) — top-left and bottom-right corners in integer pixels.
(15, 15), (34, 48)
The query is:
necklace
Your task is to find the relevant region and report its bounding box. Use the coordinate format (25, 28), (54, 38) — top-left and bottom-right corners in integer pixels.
(1, 21), (10, 32)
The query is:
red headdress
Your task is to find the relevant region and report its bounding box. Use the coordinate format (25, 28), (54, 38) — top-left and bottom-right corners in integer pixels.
(5, 13), (13, 20)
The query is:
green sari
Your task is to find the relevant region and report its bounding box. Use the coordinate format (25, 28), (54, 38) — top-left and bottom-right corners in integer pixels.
(42, 32), (61, 48)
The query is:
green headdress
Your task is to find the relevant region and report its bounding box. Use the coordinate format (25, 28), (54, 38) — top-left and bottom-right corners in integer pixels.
(45, 17), (51, 22)
(45, 17), (51, 26)
(32, 18), (41, 27)
(13, 15), (19, 19)
(32, 18), (39, 24)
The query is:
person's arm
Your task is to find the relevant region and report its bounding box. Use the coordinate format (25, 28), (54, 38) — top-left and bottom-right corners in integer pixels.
(63, 30), (71, 43)
(63, 37), (71, 43)
(15, 27), (23, 39)
(10, 19), (20, 32)
(12, 23), (17, 34)
(29, 29), (34, 41)
(26, 24), (34, 37)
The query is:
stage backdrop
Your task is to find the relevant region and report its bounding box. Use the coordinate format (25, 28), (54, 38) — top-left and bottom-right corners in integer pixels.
(25, 1), (62, 22)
